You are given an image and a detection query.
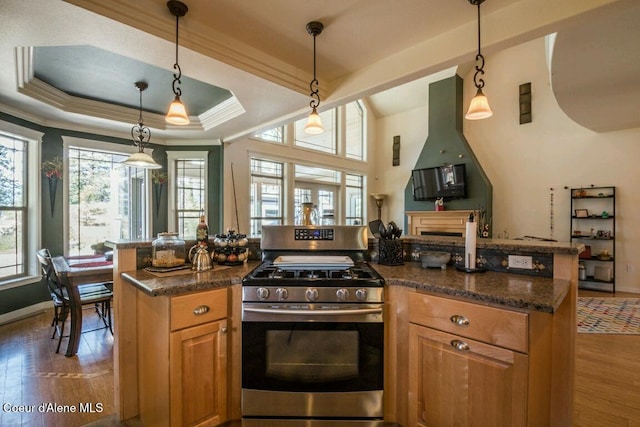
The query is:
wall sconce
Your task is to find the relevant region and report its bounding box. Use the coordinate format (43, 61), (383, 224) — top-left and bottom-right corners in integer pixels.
(304, 21), (324, 135)
(465, 0), (493, 120)
(123, 81), (161, 169)
(165, 0), (190, 125)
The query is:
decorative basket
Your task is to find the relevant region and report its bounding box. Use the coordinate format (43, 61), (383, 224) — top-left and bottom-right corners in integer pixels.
(378, 239), (404, 266)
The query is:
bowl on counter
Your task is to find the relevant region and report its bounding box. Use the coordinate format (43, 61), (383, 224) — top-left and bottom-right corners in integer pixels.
(420, 251), (451, 269)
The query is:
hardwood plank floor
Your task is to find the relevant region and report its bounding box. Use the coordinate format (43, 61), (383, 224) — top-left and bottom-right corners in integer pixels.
(1, 291), (638, 426)
(0, 308), (124, 427)
(573, 290), (640, 427)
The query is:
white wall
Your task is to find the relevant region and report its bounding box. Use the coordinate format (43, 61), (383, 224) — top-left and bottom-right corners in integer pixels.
(372, 105), (429, 228)
(377, 36), (640, 293)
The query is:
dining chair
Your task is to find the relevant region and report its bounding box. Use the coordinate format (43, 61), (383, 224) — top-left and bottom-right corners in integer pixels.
(36, 249), (114, 353)
(36, 248), (66, 341)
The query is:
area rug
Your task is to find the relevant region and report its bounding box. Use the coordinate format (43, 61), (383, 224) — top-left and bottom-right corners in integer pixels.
(577, 297), (640, 334)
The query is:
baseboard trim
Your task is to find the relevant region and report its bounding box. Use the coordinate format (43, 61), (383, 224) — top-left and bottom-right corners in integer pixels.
(0, 301), (53, 326)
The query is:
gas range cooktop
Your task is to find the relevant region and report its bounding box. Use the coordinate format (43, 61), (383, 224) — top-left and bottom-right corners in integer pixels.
(243, 261), (383, 287)
(242, 225), (384, 304)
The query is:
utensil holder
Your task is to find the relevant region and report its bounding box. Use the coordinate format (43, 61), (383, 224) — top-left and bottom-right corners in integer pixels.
(378, 239), (404, 266)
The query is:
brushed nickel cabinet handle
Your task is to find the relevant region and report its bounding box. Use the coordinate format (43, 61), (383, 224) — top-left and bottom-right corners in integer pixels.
(451, 339), (470, 352)
(193, 305), (210, 315)
(450, 314), (470, 326)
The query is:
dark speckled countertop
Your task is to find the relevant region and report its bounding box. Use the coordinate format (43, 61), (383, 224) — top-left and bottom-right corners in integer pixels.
(371, 263), (569, 313)
(121, 261), (260, 296)
(121, 260), (569, 313)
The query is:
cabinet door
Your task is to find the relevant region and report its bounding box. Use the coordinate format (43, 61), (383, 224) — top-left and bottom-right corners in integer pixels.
(408, 324), (528, 427)
(170, 319), (228, 427)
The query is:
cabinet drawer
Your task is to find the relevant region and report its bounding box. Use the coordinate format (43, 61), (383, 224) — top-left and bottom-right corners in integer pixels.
(170, 288), (228, 331)
(408, 292), (528, 353)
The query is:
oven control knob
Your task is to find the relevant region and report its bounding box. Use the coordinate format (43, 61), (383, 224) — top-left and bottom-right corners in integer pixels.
(336, 288), (349, 301)
(355, 288), (368, 301)
(256, 287), (270, 301)
(305, 288), (319, 302)
(275, 288), (288, 301)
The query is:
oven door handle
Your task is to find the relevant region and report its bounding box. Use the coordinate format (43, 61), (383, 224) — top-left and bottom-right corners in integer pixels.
(243, 307), (383, 316)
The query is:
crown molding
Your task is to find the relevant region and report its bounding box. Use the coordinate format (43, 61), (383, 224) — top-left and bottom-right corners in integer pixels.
(63, 0), (311, 96)
(14, 46), (247, 135)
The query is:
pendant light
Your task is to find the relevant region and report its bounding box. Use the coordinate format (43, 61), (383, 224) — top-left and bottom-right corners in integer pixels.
(165, 0), (190, 125)
(123, 82), (162, 169)
(465, 0), (493, 120)
(304, 21), (324, 135)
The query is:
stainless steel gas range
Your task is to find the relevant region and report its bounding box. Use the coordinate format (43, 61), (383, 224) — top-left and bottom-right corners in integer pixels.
(241, 225), (384, 422)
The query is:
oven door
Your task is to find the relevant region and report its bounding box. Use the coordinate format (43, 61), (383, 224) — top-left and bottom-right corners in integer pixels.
(242, 304), (384, 419)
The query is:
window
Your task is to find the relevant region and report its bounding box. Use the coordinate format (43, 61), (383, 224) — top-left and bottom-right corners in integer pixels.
(345, 173), (364, 225)
(294, 164), (340, 225)
(0, 134), (27, 280)
(253, 126), (284, 144)
(67, 146), (150, 256)
(167, 151), (208, 239)
(248, 101), (367, 231)
(175, 159), (206, 239)
(294, 110), (336, 154)
(0, 122), (41, 284)
(346, 101), (365, 161)
(250, 158), (283, 236)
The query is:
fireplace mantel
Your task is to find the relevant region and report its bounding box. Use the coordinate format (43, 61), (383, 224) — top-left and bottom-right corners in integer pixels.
(405, 210), (474, 237)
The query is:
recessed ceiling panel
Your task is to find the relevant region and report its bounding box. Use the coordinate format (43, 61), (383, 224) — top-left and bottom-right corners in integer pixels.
(33, 45), (232, 116)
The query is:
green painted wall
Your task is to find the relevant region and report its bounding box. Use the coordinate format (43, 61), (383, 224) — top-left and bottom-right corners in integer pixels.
(403, 75), (492, 226)
(0, 112), (224, 316)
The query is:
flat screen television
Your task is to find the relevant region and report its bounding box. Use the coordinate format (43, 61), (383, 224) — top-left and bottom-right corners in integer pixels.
(411, 163), (467, 201)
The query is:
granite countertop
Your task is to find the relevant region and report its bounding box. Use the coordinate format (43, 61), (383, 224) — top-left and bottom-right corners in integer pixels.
(372, 262), (570, 313)
(121, 261), (260, 296)
(107, 236), (584, 256)
(121, 260), (569, 313)
(399, 235), (584, 255)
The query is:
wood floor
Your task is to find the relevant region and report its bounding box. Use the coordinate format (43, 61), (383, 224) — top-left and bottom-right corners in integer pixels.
(573, 290), (640, 426)
(1, 291), (638, 426)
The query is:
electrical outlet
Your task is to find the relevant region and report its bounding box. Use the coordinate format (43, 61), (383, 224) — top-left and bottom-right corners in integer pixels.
(508, 255), (533, 269)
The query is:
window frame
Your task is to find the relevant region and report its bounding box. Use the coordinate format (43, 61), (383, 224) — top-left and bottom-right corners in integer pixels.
(249, 157), (284, 236)
(249, 153), (365, 227)
(0, 120), (42, 288)
(62, 137), (154, 256)
(166, 151), (209, 238)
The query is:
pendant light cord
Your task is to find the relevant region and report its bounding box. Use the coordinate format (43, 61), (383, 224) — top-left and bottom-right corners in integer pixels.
(472, 1), (486, 90)
(131, 82), (150, 150)
(309, 32), (320, 109)
(172, 12), (183, 97)
(306, 21), (323, 110)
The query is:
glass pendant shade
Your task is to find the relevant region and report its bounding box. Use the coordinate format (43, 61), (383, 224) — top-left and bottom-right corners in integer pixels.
(122, 151), (161, 169)
(304, 107), (324, 135)
(465, 88), (493, 120)
(165, 95), (190, 125)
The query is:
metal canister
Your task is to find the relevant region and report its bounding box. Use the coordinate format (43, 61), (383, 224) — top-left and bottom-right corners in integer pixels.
(578, 263), (586, 280)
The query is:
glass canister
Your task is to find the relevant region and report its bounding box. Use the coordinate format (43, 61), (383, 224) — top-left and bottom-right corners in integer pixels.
(152, 232), (186, 267)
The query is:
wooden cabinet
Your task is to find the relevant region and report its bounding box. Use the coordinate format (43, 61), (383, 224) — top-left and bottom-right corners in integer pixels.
(170, 319), (227, 427)
(138, 287), (229, 427)
(404, 291), (555, 427)
(408, 324), (528, 427)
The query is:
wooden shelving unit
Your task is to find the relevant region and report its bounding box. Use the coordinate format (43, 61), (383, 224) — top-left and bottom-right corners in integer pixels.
(570, 186), (616, 292)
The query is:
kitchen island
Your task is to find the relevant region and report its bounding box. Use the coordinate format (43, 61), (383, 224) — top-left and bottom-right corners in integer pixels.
(109, 237), (579, 426)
